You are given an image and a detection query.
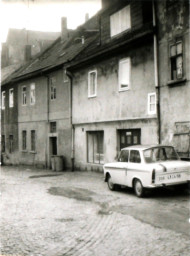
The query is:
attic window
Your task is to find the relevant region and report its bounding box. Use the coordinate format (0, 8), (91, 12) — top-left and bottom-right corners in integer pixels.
(110, 5), (131, 37)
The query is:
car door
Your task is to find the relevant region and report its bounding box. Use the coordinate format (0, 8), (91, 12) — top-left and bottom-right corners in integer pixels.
(112, 150), (129, 185)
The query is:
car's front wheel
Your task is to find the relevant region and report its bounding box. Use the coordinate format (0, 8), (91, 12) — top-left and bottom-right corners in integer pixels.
(133, 179), (145, 197)
(107, 175), (116, 191)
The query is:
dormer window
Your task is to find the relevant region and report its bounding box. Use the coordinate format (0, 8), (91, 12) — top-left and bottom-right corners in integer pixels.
(110, 5), (131, 37)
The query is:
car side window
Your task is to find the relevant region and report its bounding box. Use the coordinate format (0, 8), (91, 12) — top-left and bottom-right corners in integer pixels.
(119, 150), (129, 162)
(129, 150), (141, 163)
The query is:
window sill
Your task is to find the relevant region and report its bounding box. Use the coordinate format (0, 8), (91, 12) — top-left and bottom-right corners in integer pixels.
(167, 78), (186, 87)
(30, 151), (37, 154)
(88, 95), (97, 99)
(21, 150), (28, 153)
(119, 88), (130, 92)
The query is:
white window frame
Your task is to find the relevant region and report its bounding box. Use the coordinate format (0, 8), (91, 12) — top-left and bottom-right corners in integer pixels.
(30, 83), (35, 105)
(110, 5), (131, 37)
(9, 88), (14, 108)
(148, 93), (156, 115)
(88, 70), (97, 98)
(118, 58), (131, 92)
(22, 86), (27, 106)
(1, 91), (6, 110)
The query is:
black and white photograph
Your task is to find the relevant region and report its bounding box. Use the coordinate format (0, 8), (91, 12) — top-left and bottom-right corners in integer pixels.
(0, 0), (190, 255)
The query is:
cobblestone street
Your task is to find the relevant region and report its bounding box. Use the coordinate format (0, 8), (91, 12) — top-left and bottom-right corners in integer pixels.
(0, 166), (190, 256)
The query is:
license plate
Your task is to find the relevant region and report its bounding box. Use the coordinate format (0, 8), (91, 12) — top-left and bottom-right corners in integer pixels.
(157, 173), (184, 183)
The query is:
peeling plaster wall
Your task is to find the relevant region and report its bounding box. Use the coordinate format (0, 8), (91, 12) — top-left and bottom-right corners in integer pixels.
(157, 0), (190, 157)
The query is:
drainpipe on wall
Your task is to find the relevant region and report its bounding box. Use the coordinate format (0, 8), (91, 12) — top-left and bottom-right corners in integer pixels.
(45, 74), (50, 168)
(152, 0), (161, 144)
(65, 68), (75, 172)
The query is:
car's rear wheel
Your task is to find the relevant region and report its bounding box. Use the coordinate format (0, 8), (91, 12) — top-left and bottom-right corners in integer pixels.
(107, 175), (115, 191)
(134, 179), (145, 197)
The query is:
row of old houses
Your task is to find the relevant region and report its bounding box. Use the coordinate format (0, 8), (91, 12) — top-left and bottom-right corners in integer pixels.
(1, 0), (190, 172)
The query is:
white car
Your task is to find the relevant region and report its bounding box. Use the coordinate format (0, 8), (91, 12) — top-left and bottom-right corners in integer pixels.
(103, 145), (190, 197)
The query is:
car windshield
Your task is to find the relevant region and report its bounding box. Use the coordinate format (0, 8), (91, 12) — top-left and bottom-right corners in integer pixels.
(143, 146), (179, 163)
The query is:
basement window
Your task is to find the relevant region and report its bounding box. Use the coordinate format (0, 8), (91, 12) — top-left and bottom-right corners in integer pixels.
(170, 41), (183, 81)
(87, 131), (104, 164)
(110, 5), (131, 37)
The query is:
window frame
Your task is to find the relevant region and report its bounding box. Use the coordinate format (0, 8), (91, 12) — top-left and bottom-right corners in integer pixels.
(30, 83), (36, 105)
(110, 5), (131, 38)
(22, 86), (27, 106)
(22, 130), (27, 151)
(1, 91), (6, 110)
(118, 58), (131, 92)
(129, 150), (141, 163)
(50, 122), (57, 133)
(169, 41), (183, 81)
(87, 131), (104, 164)
(88, 70), (97, 98)
(50, 77), (56, 100)
(9, 88), (14, 108)
(148, 92), (156, 115)
(31, 130), (36, 152)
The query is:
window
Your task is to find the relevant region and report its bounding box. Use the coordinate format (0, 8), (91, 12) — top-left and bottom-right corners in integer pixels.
(119, 129), (141, 150)
(110, 5), (131, 37)
(22, 86), (27, 105)
(50, 77), (56, 100)
(148, 93), (156, 115)
(88, 70), (97, 97)
(129, 150), (141, 163)
(9, 135), (13, 153)
(63, 69), (68, 82)
(1, 91), (5, 109)
(22, 130), (27, 150)
(87, 131), (104, 164)
(50, 122), (56, 133)
(170, 41), (183, 81)
(30, 83), (35, 105)
(31, 130), (36, 151)
(119, 150), (129, 162)
(119, 58), (131, 91)
(1, 135), (5, 153)
(9, 88), (14, 108)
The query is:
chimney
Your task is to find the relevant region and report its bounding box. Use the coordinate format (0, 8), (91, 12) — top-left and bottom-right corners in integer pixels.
(61, 17), (68, 41)
(85, 13), (89, 22)
(25, 45), (31, 61)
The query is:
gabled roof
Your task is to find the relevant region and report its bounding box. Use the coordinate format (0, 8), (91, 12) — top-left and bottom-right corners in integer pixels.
(2, 15), (99, 85)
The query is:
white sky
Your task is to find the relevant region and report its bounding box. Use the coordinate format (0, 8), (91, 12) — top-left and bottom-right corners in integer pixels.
(0, 0), (102, 44)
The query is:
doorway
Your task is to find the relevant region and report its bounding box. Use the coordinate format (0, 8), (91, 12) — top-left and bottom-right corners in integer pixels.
(50, 137), (57, 155)
(119, 129), (141, 150)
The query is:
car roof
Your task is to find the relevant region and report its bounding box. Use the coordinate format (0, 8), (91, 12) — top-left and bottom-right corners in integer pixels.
(121, 144), (174, 151)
